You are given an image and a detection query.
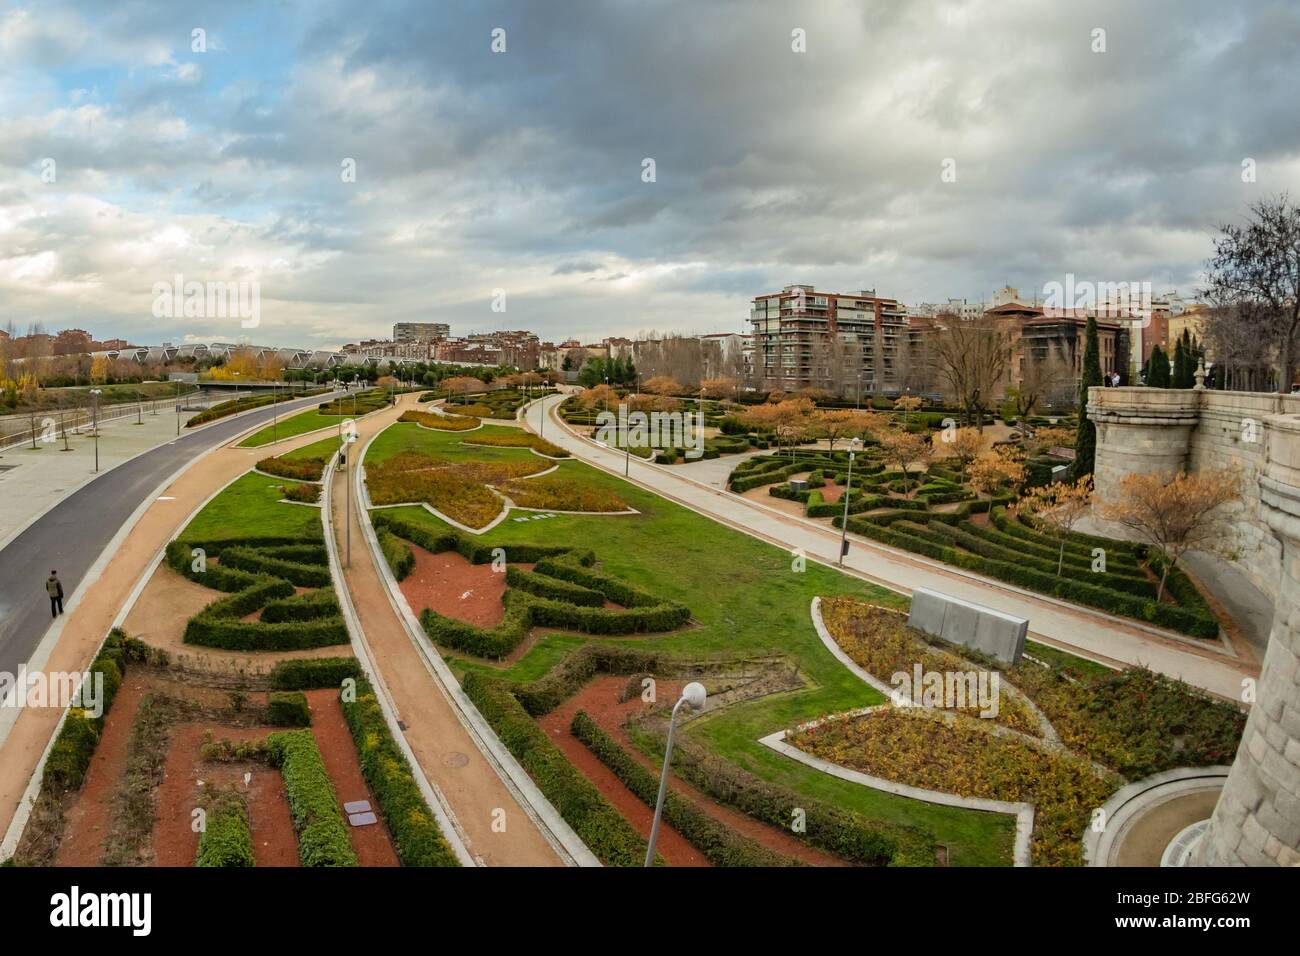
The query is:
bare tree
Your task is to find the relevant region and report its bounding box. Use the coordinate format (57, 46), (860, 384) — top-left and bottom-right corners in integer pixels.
(1203, 194), (1300, 393)
(927, 314), (1012, 429)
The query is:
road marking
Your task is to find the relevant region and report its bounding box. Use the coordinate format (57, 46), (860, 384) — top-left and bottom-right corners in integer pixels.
(157, 496), (176, 501)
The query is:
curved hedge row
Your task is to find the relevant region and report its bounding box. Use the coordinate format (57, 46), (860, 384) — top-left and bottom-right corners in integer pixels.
(570, 711), (803, 867)
(462, 672), (656, 866)
(844, 515), (1220, 638)
(264, 730), (357, 867)
(165, 536), (348, 651)
(341, 677), (461, 867)
(269, 657), (362, 690)
(256, 454), (327, 482)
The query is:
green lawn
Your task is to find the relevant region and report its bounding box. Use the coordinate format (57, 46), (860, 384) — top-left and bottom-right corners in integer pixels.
(366, 420), (1018, 865)
(280, 435), (345, 463)
(183, 471), (322, 540)
(238, 407), (356, 448)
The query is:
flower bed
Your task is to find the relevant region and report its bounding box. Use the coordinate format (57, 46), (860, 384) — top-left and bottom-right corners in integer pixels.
(257, 454), (327, 482)
(398, 409), (480, 431)
(461, 431), (569, 457)
(789, 708), (1114, 866)
(499, 476), (628, 513)
(819, 598), (1040, 735)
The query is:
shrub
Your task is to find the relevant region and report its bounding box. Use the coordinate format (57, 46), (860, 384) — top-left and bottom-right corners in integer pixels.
(257, 455), (327, 481)
(462, 672), (653, 866)
(267, 691), (312, 727)
(195, 791), (254, 867)
(260, 588), (340, 623)
(281, 482), (321, 504)
(499, 476), (627, 513)
(269, 657), (362, 690)
(264, 730), (357, 866)
(376, 524), (415, 580)
(341, 678), (460, 866)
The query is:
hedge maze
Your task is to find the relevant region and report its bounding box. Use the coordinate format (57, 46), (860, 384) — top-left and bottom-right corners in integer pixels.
(729, 449), (1222, 640)
(165, 534), (349, 651)
(371, 511), (691, 660)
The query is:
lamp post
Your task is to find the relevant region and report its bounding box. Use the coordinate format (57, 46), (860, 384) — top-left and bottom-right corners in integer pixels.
(838, 437), (862, 566)
(341, 425), (357, 567)
(645, 681), (707, 866)
(175, 379), (182, 436)
(89, 388), (102, 472)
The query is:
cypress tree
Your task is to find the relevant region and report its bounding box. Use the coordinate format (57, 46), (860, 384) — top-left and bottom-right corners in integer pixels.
(1172, 337), (1189, 388)
(1073, 315), (1103, 479)
(1148, 345), (1171, 388)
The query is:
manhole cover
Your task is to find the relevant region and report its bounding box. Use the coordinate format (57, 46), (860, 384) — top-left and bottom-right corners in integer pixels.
(443, 751), (470, 768)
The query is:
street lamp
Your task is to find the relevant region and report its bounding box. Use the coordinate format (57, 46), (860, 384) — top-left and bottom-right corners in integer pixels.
(341, 425), (358, 566)
(175, 379), (182, 436)
(838, 437), (863, 566)
(89, 388), (102, 472)
(644, 681), (707, 866)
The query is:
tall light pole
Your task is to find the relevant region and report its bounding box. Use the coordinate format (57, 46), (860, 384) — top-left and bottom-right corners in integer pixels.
(645, 681), (707, 866)
(838, 437), (862, 566)
(175, 379), (182, 436)
(341, 425), (357, 567)
(89, 388), (102, 473)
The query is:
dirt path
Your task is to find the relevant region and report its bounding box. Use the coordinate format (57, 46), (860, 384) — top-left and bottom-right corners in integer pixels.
(0, 400), (410, 846)
(305, 688), (399, 866)
(540, 675), (847, 867)
(153, 723), (298, 867)
(399, 546), (524, 628)
(53, 674), (150, 865)
(332, 399), (563, 866)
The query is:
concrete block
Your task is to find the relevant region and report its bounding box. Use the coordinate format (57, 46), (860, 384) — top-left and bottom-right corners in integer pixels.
(907, 587), (1027, 665)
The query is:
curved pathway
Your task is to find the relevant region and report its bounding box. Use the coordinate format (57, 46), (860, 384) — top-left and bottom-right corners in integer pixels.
(522, 394), (1255, 700)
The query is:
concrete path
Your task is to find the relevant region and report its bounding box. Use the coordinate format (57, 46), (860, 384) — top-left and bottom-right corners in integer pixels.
(330, 397), (562, 866)
(523, 394), (1256, 701)
(0, 395), (346, 843)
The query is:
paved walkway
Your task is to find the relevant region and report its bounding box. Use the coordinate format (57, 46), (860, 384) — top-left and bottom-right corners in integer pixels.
(0, 397), (350, 843)
(523, 394), (1256, 700)
(329, 396), (562, 866)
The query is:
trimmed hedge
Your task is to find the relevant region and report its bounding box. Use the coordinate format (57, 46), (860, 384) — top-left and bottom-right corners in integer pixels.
(260, 587), (341, 623)
(570, 712), (803, 867)
(267, 690), (312, 727)
(196, 792), (255, 867)
(376, 524), (415, 581)
(844, 515), (1220, 638)
(257, 455), (327, 482)
(41, 629), (130, 793)
(341, 677), (460, 866)
(462, 672), (656, 866)
(269, 657), (362, 690)
(264, 730), (357, 866)
(505, 566), (606, 607)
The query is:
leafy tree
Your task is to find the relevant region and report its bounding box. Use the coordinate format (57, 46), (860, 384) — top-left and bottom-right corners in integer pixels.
(1147, 344), (1171, 388)
(1015, 477), (1094, 574)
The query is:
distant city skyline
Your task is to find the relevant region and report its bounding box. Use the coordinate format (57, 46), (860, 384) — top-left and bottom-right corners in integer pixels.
(3, 1), (1298, 349)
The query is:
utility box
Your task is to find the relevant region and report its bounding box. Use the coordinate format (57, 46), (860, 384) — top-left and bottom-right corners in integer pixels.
(1051, 465), (1069, 483)
(907, 587), (1028, 665)
(790, 479), (808, 493)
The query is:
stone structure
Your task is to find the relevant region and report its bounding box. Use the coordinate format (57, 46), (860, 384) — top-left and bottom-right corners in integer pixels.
(907, 587), (1028, 665)
(1089, 385), (1300, 866)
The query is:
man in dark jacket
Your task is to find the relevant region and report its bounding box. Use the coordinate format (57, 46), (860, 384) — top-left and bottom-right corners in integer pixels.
(46, 571), (64, 618)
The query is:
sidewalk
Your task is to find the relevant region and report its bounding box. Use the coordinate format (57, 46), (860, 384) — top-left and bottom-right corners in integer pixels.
(0, 407), (189, 551)
(523, 395), (1256, 700)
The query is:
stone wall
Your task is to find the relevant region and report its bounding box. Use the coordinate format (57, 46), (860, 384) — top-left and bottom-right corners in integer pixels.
(1089, 387), (1300, 602)
(1089, 386), (1300, 866)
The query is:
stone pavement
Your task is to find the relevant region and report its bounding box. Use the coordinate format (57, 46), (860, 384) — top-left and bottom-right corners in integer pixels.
(523, 394), (1256, 701)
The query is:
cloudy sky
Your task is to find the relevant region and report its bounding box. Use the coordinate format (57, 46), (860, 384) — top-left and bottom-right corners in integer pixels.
(2, 0), (1298, 350)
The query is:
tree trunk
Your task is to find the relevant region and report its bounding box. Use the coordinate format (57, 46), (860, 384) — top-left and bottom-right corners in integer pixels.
(1057, 538), (1066, 576)
(1157, 559), (1171, 603)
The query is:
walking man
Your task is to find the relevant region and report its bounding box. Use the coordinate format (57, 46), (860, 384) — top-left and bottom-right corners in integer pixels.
(46, 570), (64, 618)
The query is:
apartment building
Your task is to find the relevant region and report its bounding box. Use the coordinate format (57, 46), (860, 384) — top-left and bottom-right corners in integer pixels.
(750, 284), (908, 396)
(393, 322), (450, 343)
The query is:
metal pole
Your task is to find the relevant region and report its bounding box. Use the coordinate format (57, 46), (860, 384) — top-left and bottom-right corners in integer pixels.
(644, 696), (688, 866)
(92, 393), (100, 472)
(838, 449), (856, 566)
(176, 380), (181, 436)
(345, 448), (351, 568)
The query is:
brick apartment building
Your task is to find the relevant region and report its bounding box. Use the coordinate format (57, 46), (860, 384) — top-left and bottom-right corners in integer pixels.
(749, 284), (908, 396)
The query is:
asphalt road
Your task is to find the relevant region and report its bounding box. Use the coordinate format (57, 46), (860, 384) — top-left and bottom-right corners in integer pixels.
(0, 390), (342, 675)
